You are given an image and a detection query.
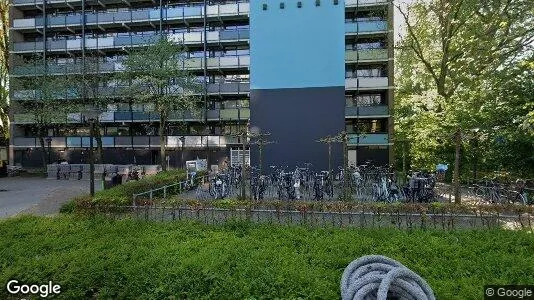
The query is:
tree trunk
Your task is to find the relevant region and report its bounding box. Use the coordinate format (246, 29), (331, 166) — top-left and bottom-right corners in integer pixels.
(159, 112), (167, 171)
(37, 126), (47, 174)
(453, 128), (461, 204)
(472, 136), (478, 182)
(343, 132), (351, 201)
(94, 120), (103, 164)
(241, 133), (246, 200)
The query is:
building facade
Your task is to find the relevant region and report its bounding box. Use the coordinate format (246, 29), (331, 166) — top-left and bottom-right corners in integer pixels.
(9, 0), (393, 169)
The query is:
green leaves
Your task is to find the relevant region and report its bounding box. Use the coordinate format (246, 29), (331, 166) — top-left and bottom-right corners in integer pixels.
(119, 37), (202, 113)
(0, 216), (533, 299)
(395, 0), (534, 177)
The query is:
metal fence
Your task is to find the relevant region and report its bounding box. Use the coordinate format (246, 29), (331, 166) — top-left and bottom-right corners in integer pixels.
(90, 204), (533, 231)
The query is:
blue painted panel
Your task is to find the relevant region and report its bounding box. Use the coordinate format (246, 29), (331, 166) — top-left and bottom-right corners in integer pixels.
(183, 6), (202, 16)
(102, 137), (115, 146)
(81, 137), (99, 147)
(149, 9), (161, 20)
(85, 13), (98, 23)
(348, 133), (389, 145)
(114, 111), (151, 121)
(66, 137), (81, 147)
(167, 7), (183, 18)
(250, 0), (345, 89)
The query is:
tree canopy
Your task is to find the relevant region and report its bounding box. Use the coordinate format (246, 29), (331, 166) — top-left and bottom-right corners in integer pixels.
(395, 0), (534, 181)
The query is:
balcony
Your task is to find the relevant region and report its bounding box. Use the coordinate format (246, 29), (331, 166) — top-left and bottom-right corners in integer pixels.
(345, 49), (388, 62)
(219, 108), (250, 120)
(345, 77), (389, 90)
(11, 108), (250, 124)
(12, 135), (233, 148)
(11, 29), (249, 54)
(345, 0), (390, 7)
(12, 0), (250, 20)
(347, 133), (389, 145)
(345, 105), (389, 118)
(11, 56), (250, 77)
(11, 81), (250, 101)
(345, 21), (387, 35)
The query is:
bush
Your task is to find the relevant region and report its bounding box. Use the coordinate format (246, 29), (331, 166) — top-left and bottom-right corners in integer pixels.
(0, 215), (533, 299)
(67, 169), (193, 210)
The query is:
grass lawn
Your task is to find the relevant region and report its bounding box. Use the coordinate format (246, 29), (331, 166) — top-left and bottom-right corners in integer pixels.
(1, 215), (533, 299)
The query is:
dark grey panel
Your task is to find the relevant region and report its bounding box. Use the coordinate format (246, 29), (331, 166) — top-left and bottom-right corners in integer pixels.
(250, 86), (345, 172)
(352, 147), (390, 166)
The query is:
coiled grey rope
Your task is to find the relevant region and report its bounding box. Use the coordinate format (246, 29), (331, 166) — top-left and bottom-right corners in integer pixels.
(340, 255), (435, 300)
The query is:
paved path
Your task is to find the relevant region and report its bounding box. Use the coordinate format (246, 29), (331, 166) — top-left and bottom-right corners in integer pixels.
(0, 177), (102, 219)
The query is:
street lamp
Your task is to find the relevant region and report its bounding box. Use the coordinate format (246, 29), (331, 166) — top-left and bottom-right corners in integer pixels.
(179, 136), (186, 169)
(45, 136), (52, 164)
(83, 108), (102, 197)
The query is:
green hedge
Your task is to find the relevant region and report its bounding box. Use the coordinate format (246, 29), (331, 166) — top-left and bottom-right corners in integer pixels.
(68, 169), (191, 209)
(1, 215), (533, 299)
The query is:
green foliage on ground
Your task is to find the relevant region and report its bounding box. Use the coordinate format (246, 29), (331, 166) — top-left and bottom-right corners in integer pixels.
(0, 215), (533, 299)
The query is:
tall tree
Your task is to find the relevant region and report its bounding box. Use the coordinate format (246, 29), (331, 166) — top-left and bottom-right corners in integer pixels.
(0, 0), (9, 142)
(71, 54), (114, 163)
(120, 38), (201, 170)
(395, 0), (534, 202)
(12, 58), (79, 171)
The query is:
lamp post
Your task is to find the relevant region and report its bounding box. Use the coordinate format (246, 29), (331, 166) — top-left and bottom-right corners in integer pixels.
(83, 108), (102, 197)
(179, 136), (185, 169)
(45, 136), (52, 164)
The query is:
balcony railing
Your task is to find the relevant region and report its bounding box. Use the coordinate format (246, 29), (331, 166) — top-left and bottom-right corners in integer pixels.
(345, 77), (389, 90)
(13, 0), (251, 19)
(12, 50), (388, 77)
(345, 49), (388, 62)
(347, 133), (389, 145)
(345, 105), (389, 117)
(11, 55), (250, 76)
(345, 21), (387, 34)
(13, 108), (249, 124)
(11, 29), (250, 53)
(345, 0), (390, 7)
(12, 135), (238, 148)
(11, 81), (250, 101)
(12, 21), (385, 53)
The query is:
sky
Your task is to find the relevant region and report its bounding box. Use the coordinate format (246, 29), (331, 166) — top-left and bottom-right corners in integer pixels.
(393, 0), (414, 43)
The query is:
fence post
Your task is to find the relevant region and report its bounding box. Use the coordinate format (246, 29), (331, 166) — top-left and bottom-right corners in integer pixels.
(163, 186), (167, 199)
(150, 191), (153, 202)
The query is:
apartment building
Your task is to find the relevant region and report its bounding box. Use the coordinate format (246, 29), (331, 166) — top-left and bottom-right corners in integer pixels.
(9, 0), (393, 169)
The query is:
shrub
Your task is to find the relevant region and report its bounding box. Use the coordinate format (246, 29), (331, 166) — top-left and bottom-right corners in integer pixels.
(0, 215), (533, 299)
(67, 169), (194, 210)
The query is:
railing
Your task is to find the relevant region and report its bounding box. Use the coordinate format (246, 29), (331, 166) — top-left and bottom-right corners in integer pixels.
(13, 1), (250, 21)
(347, 133), (389, 145)
(345, 0), (390, 7)
(132, 174), (208, 205)
(11, 29), (250, 53)
(12, 21), (386, 53)
(345, 21), (388, 34)
(12, 50), (387, 77)
(81, 203), (534, 230)
(11, 82), (250, 101)
(345, 77), (390, 89)
(345, 105), (389, 117)
(345, 49), (388, 62)
(13, 108), (249, 124)
(12, 135), (242, 148)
